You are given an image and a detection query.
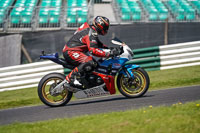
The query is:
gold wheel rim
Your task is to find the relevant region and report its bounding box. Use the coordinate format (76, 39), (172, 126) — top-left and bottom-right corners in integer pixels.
(120, 69), (146, 95)
(41, 78), (68, 103)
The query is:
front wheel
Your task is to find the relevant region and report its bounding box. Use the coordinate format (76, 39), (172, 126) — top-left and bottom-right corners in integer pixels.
(117, 67), (150, 98)
(38, 73), (73, 107)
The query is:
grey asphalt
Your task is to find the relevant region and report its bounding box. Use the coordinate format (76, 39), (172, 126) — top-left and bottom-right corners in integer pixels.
(0, 85), (200, 125)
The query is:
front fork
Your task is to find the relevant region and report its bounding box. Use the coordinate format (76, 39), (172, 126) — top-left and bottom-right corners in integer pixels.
(122, 64), (140, 79)
(123, 67), (134, 79)
(115, 64), (140, 89)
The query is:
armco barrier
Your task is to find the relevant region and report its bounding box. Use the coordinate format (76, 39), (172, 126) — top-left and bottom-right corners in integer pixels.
(126, 41), (200, 71)
(0, 41), (200, 92)
(0, 61), (63, 92)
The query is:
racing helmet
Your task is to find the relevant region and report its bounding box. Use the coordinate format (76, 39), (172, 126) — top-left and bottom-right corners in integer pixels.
(92, 16), (110, 35)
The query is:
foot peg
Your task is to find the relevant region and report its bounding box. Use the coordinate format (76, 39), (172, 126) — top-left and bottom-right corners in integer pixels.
(63, 80), (81, 93)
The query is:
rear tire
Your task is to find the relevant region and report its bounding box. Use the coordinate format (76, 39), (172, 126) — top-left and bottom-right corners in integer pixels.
(38, 73), (73, 107)
(117, 68), (150, 98)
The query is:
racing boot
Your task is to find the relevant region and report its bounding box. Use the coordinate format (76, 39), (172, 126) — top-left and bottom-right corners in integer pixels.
(65, 67), (84, 91)
(69, 75), (83, 89)
(63, 79), (82, 93)
(64, 72), (83, 92)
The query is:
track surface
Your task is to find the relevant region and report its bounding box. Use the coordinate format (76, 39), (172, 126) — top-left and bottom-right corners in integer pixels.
(0, 85), (200, 125)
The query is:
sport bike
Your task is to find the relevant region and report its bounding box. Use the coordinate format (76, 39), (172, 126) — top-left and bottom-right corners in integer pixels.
(38, 38), (150, 107)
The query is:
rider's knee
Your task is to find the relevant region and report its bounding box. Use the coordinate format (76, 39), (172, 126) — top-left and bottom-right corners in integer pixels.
(80, 60), (97, 73)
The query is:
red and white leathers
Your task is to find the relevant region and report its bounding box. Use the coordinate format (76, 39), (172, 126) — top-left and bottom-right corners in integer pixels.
(63, 22), (109, 86)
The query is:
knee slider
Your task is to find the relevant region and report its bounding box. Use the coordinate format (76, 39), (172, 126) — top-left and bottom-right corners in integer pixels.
(84, 65), (92, 72)
(82, 61), (96, 72)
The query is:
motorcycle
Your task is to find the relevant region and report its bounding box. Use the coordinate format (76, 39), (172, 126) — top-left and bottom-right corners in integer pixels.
(38, 38), (150, 107)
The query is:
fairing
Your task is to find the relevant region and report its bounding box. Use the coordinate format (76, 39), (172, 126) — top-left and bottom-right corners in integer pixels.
(93, 72), (116, 94)
(98, 58), (128, 69)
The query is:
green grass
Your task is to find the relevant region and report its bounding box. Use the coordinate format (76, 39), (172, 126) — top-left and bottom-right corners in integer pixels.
(149, 65), (200, 90)
(0, 65), (200, 109)
(0, 88), (41, 109)
(0, 101), (200, 133)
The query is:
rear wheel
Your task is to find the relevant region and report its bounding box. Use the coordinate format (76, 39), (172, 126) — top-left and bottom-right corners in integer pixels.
(38, 73), (73, 107)
(117, 68), (150, 98)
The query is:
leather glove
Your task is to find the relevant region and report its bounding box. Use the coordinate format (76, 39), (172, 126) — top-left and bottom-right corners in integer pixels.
(109, 47), (121, 57)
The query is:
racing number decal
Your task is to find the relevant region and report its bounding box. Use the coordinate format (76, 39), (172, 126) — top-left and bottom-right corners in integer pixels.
(72, 53), (80, 59)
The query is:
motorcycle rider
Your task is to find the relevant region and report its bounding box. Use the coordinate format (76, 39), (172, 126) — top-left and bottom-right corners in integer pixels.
(63, 16), (121, 89)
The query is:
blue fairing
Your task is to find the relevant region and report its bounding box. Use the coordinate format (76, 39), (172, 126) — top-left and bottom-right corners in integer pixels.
(98, 57), (129, 69)
(40, 53), (59, 59)
(124, 64), (140, 69)
(40, 53), (63, 65)
(98, 57), (140, 78)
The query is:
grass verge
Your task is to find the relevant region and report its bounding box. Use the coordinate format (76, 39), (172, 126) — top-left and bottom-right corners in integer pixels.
(0, 65), (200, 109)
(0, 100), (200, 133)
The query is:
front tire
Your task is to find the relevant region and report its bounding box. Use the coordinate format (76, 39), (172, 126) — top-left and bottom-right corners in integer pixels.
(117, 67), (150, 98)
(38, 73), (73, 107)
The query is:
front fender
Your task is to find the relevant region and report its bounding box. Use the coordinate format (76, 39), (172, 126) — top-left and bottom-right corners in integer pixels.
(118, 64), (140, 75)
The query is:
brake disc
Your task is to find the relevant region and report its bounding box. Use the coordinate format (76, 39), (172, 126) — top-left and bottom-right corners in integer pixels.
(49, 83), (57, 96)
(49, 82), (64, 96)
(123, 73), (142, 91)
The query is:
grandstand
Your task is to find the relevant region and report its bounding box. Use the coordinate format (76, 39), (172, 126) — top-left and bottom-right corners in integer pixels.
(0, 0), (200, 32)
(115, 0), (199, 22)
(38, 0), (62, 27)
(67, 0), (88, 26)
(9, 0), (38, 28)
(0, 0), (14, 29)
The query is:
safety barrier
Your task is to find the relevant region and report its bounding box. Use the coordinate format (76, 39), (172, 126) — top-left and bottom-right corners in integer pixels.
(126, 41), (200, 71)
(0, 61), (63, 92)
(0, 41), (200, 92)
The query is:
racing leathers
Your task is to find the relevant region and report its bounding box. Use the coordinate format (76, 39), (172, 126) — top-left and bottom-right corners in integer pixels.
(63, 22), (109, 88)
